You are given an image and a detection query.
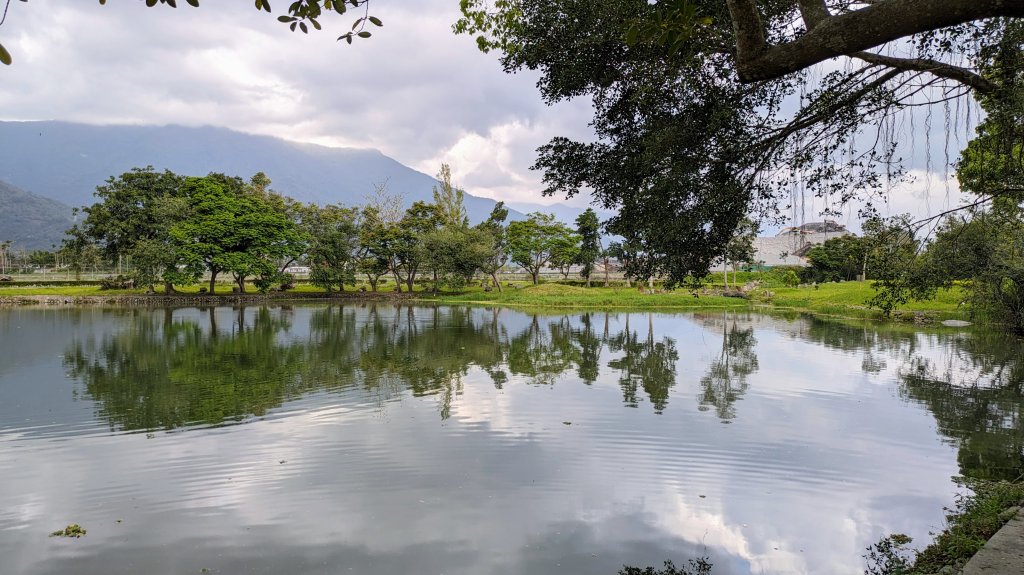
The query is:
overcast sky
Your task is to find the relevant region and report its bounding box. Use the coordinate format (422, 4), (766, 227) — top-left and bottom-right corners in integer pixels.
(0, 0), (980, 229)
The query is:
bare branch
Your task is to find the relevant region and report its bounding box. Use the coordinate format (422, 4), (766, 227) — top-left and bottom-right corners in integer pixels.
(852, 51), (996, 93)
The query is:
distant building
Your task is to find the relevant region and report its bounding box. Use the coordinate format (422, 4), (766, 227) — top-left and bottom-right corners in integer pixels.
(751, 220), (854, 267)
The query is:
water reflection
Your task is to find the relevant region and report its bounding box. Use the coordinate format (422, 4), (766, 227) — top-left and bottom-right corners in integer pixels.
(2, 305), (1024, 575)
(697, 316), (758, 421)
(63, 307), (1024, 482)
(897, 331), (1024, 481)
(65, 306), (690, 430)
(781, 316), (1024, 481)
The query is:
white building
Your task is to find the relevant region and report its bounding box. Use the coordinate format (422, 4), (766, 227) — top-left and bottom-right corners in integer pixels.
(751, 221), (854, 267)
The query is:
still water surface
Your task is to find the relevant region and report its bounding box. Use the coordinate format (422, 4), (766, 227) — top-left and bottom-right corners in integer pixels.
(0, 305), (1022, 575)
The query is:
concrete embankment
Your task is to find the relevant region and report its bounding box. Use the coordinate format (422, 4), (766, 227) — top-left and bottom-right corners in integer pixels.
(962, 508), (1024, 575)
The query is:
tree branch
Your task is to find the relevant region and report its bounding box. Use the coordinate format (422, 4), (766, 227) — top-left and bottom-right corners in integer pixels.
(734, 0), (1024, 83)
(852, 51), (997, 93)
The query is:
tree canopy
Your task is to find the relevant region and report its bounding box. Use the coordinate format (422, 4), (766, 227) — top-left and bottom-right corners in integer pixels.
(454, 0), (1024, 285)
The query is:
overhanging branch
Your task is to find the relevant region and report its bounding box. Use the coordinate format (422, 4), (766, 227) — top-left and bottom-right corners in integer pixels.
(852, 51), (997, 94)
(733, 0), (1024, 83)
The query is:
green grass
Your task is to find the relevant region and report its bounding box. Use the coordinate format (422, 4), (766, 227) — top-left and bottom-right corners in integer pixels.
(0, 285), (145, 297)
(424, 283), (751, 310)
(0, 279), (973, 324)
(764, 282), (968, 320)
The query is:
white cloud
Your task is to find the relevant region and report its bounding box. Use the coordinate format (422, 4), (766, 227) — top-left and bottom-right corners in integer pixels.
(0, 0), (983, 223)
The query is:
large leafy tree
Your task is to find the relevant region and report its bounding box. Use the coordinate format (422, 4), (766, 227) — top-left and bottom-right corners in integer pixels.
(455, 0), (1024, 285)
(76, 167), (187, 292)
(392, 201), (440, 292)
(507, 211), (574, 284)
(422, 175), (493, 290)
(170, 175), (302, 294)
(306, 204), (362, 293)
(356, 205), (393, 292)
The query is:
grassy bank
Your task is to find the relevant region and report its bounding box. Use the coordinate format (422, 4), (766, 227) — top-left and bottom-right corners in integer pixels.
(866, 479), (1024, 574)
(424, 283), (750, 310)
(765, 282), (967, 321)
(426, 281), (968, 322)
(0, 279), (970, 323)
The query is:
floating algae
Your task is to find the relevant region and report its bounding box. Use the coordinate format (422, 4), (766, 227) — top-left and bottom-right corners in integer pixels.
(49, 524), (86, 538)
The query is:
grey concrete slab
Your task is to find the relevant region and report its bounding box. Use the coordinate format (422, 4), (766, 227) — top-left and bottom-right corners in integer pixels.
(963, 509), (1024, 574)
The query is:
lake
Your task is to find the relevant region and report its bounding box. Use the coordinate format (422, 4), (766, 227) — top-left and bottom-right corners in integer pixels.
(1, 304), (1021, 575)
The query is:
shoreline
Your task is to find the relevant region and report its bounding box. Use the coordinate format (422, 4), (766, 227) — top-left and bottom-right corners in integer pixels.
(0, 287), (972, 328)
(0, 291), (417, 307)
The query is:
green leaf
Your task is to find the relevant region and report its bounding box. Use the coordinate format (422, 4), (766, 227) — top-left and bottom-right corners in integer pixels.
(277, 15), (294, 22)
(299, 21), (308, 34)
(186, 0), (199, 6)
(0, 44), (11, 66)
(368, 16), (382, 27)
(145, 0), (158, 6)
(356, 31), (371, 38)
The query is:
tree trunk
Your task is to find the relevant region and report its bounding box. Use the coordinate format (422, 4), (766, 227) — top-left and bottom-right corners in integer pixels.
(164, 280), (175, 294)
(237, 275), (246, 294)
(490, 272), (503, 293)
(603, 257), (609, 287)
(209, 270), (218, 294)
(531, 270), (539, 285)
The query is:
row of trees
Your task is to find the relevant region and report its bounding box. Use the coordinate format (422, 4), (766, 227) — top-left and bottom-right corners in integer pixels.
(801, 217), (917, 284)
(62, 165), (613, 294)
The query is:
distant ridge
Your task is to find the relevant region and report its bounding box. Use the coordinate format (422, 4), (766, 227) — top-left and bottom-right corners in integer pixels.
(0, 121), (547, 223)
(0, 179), (74, 251)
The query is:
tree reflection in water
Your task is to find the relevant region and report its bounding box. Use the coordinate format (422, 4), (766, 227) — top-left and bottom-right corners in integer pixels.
(66, 306), (683, 431)
(64, 305), (1024, 482)
(697, 316), (758, 421)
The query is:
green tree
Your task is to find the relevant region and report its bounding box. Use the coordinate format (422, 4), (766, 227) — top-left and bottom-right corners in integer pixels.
(805, 235), (867, 283)
(306, 204), (361, 293)
(507, 212), (574, 284)
(431, 164), (469, 228)
(917, 213), (1024, 333)
(548, 231), (582, 280)
(605, 240), (639, 288)
(454, 0), (1024, 286)
(421, 226), (493, 290)
(170, 176), (302, 294)
(391, 201), (440, 292)
(77, 167), (187, 292)
(59, 224), (103, 280)
(356, 205), (392, 292)
(574, 208), (601, 287)
(476, 201), (510, 292)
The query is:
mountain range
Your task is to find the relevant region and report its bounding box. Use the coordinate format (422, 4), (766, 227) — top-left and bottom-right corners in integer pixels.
(0, 179), (74, 251)
(0, 121), (597, 249)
